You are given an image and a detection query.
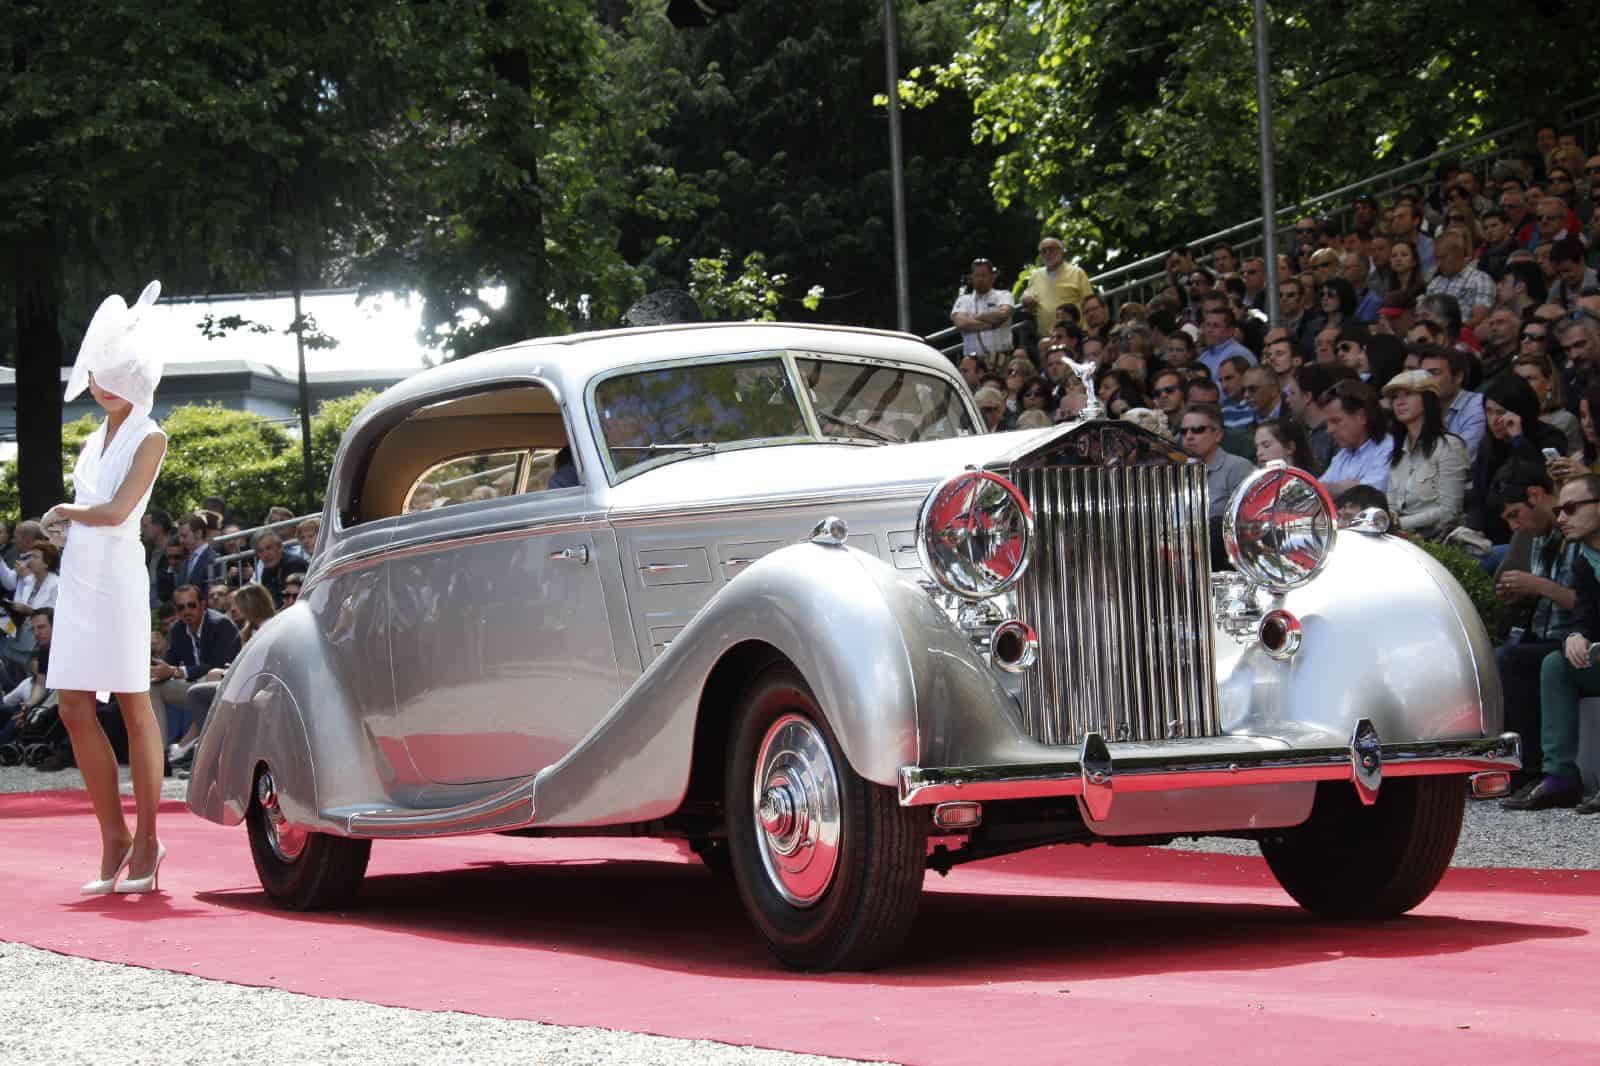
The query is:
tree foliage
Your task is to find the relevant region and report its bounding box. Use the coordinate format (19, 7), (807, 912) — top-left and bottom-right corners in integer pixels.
(909, 0), (1595, 271)
(617, 0), (1039, 330)
(688, 249), (823, 321)
(0, 393), (374, 526)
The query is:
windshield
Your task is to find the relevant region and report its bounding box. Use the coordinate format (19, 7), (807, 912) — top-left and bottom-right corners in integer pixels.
(595, 357), (808, 478)
(796, 357), (977, 444)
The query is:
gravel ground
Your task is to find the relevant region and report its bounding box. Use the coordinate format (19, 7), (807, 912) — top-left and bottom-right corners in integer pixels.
(3, 763), (1594, 1065)
(0, 942), (888, 1066)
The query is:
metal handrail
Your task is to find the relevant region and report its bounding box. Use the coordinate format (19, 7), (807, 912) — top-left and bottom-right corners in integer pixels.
(1087, 117), (1537, 292)
(1088, 97), (1600, 306)
(206, 511), (320, 588)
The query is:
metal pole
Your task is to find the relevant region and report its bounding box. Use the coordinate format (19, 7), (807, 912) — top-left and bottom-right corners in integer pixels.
(883, 0), (911, 332)
(1251, 0), (1281, 326)
(291, 278), (315, 515)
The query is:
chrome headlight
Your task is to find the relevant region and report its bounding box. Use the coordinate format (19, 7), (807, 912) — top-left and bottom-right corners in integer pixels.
(917, 469), (1034, 600)
(1222, 462), (1336, 591)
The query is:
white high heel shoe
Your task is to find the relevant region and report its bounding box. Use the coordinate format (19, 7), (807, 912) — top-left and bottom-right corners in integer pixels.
(115, 841), (166, 894)
(81, 846), (133, 896)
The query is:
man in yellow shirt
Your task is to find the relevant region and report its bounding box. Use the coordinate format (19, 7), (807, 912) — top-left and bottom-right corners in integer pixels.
(1019, 236), (1093, 340)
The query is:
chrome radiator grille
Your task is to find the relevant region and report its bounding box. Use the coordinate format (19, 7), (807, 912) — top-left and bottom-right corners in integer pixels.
(1011, 462), (1220, 745)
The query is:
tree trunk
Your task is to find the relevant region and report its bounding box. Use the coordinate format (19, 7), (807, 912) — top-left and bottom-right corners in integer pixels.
(486, 3), (545, 348)
(13, 221), (65, 520)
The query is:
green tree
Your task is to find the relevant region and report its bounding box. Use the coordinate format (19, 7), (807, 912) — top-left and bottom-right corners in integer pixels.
(0, 1), (411, 516)
(147, 405), (295, 523)
(910, 1), (1594, 272)
(616, 0), (1038, 332)
(306, 390), (379, 501)
(688, 249), (824, 321)
(908, 0), (1593, 272)
(357, 1), (654, 356)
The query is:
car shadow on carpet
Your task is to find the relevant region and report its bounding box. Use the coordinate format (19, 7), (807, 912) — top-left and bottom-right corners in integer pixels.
(192, 855), (1585, 982)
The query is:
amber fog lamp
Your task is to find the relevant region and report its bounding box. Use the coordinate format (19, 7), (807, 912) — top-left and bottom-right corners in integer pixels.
(917, 469), (1034, 601)
(1223, 462), (1336, 592)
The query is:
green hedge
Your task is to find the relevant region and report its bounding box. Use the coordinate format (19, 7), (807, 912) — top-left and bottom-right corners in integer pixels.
(0, 391), (376, 526)
(1414, 537), (1501, 635)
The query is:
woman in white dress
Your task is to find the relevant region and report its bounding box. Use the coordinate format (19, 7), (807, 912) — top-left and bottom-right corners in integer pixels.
(41, 281), (171, 895)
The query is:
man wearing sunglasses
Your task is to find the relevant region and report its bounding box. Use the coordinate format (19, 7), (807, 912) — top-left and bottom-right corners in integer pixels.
(1179, 404), (1254, 520)
(1149, 368), (1186, 434)
(1504, 474), (1600, 812)
(1492, 462), (1578, 797)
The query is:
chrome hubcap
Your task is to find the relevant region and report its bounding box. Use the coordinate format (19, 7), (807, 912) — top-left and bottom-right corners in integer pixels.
(256, 772), (306, 863)
(752, 713), (840, 907)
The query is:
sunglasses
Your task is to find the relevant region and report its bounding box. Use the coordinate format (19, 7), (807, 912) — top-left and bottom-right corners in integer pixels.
(1522, 331), (1547, 341)
(1153, 384), (1182, 397)
(1558, 498), (1600, 517)
(1179, 425), (1214, 435)
(1294, 227), (1316, 236)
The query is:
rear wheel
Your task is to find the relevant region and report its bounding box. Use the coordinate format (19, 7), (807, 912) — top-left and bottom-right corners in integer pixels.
(1259, 775), (1466, 919)
(724, 665), (927, 971)
(247, 769), (372, 911)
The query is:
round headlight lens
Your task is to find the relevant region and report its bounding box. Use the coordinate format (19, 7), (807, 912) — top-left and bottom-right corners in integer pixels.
(917, 470), (1034, 600)
(1223, 463), (1336, 590)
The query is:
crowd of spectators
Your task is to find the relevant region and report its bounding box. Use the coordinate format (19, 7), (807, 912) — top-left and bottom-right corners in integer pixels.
(0, 498), (316, 774)
(951, 122), (1600, 812)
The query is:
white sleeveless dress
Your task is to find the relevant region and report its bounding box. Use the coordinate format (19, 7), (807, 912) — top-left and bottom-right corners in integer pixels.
(46, 412), (166, 694)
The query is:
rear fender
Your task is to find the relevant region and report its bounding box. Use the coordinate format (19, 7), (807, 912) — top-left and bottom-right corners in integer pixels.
(184, 605), (391, 835)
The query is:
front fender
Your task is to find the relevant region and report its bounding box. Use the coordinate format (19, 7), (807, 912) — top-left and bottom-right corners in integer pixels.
(535, 541), (996, 826)
(1218, 532), (1501, 746)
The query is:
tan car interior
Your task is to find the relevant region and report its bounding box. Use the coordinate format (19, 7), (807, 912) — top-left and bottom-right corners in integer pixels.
(359, 385), (573, 521)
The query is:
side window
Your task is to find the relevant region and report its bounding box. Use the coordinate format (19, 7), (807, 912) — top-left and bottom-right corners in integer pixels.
(403, 450), (527, 513)
(354, 383), (575, 522)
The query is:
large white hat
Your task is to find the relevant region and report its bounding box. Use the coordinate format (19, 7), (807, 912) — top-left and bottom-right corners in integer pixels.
(64, 280), (164, 415)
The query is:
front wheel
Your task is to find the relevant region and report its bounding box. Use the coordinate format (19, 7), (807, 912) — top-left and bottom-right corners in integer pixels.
(724, 665), (928, 971)
(1259, 775), (1466, 919)
(247, 769), (372, 911)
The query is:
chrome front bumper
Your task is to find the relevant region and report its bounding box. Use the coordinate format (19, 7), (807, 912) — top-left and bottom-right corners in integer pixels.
(898, 718), (1521, 817)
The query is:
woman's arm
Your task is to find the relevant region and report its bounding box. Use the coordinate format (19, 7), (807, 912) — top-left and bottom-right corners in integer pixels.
(44, 433), (166, 529)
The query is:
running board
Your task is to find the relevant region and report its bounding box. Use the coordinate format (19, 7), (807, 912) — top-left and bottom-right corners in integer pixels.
(332, 779), (536, 838)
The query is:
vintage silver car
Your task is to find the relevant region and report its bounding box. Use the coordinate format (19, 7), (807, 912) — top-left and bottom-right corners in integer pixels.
(187, 322), (1519, 970)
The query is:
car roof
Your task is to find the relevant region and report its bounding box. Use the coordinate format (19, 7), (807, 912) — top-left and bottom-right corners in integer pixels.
(355, 322), (952, 422)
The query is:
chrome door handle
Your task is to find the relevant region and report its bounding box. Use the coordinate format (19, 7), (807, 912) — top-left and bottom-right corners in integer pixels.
(638, 562), (689, 575)
(723, 557), (758, 571)
(550, 545), (590, 565)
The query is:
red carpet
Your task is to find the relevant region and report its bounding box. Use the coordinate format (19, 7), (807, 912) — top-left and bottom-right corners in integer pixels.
(2, 790), (1597, 1063)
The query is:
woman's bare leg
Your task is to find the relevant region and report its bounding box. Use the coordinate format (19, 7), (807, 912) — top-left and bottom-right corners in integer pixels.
(115, 690), (164, 877)
(58, 690), (132, 880)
